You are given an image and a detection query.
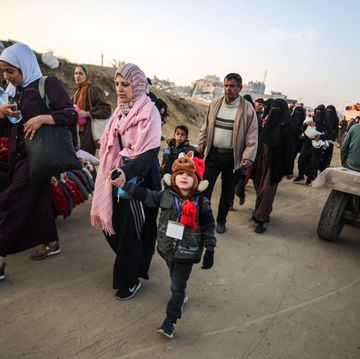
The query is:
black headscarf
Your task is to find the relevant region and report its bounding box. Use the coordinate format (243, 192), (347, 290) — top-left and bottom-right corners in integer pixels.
(325, 105), (339, 140)
(261, 98), (290, 146)
(290, 105), (306, 136)
(313, 104), (327, 133)
(243, 94), (255, 109)
(262, 98), (273, 119)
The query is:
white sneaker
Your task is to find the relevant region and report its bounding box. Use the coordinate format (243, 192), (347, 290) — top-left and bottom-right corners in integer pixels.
(115, 280), (141, 301)
(181, 295), (189, 311)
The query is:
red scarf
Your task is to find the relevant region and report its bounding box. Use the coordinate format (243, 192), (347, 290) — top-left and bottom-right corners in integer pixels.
(179, 198), (198, 231)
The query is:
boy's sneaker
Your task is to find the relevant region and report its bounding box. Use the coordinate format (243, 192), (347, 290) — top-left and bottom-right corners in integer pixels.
(30, 242), (61, 261)
(157, 319), (176, 339)
(115, 280), (141, 301)
(306, 178), (312, 186)
(0, 262), (6, 281)
(181, 295), (189, 311)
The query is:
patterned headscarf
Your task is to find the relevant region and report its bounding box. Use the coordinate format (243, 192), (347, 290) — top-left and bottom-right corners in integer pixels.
(0, 43), (42, 97)
(115, 63), (148, 115)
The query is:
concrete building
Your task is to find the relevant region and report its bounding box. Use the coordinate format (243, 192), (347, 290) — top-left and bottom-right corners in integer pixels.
(190, 75), (298, 104)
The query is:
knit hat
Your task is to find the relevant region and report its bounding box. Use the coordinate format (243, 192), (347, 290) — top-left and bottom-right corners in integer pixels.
(193, 156), (205, 180)
(171, 152), (208, 231)
(171, 152), (198, 191)
(163, 151), (208, 193)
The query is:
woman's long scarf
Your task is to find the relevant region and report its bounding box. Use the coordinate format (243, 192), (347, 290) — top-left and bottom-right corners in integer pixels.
(74, 78), (90, 110)
(90, 94), (161, 234)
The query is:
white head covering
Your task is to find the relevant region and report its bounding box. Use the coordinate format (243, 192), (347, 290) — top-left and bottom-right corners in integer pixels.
(0, 43), (42, 97)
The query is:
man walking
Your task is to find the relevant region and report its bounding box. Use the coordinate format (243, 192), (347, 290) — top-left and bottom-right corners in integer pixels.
(198, 73), (258, 233)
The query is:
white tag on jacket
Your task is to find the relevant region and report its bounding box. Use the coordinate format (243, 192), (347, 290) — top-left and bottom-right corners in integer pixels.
(166, 221), (184, 240)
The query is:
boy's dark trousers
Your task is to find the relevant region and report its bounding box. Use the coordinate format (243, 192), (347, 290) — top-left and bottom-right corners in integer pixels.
(165, 260), (193, 320)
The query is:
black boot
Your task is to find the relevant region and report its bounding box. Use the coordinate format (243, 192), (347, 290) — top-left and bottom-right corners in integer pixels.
(255, 222), (267, 234)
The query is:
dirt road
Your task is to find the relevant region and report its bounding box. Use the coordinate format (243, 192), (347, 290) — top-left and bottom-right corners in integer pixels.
(1, 158), (360, 358)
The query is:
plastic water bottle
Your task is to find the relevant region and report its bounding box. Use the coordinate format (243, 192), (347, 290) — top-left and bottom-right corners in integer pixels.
(0, 88), (22, 123)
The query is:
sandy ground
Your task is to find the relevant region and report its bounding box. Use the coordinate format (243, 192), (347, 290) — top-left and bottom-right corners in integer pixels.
(1, 153), (360, 359)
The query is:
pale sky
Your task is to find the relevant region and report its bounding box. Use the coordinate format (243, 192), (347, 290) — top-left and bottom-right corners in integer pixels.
(2, 0), (359, 111)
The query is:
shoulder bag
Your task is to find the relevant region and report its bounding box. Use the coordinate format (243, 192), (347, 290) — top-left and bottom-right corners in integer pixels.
(87, 87), (109, 141)
(25, 76), (82, 183)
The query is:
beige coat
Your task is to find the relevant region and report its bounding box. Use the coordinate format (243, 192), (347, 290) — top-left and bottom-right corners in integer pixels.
(198, 96), (258, 170)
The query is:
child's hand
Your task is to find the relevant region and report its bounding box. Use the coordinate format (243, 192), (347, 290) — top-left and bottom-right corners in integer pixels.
(201, 249), (214, 269)
(109, 168), (126, 187)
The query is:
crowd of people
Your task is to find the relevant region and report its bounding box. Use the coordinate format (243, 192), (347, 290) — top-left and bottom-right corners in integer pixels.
(0, 42), (359, 340)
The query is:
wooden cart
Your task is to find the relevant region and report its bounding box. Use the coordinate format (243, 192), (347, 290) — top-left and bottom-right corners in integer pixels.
(312, 168), (360, 241)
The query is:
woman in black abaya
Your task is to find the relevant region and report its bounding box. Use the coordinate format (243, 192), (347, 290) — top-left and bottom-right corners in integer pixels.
(252, 99), (295, 234)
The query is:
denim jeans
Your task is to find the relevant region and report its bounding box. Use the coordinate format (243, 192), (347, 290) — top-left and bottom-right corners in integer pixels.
(165, 261), (193, 320)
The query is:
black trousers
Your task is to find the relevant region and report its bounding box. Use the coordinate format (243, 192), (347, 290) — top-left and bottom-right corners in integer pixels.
(203, 148), (235, 224)
(166, 260), (193, 321)
(105, 197), (158, 289)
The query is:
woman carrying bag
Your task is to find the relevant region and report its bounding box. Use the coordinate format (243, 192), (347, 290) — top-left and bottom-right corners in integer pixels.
(91, 63), (161, 300)
(73, 64), (112, 155)
(0, 43), (78, 280)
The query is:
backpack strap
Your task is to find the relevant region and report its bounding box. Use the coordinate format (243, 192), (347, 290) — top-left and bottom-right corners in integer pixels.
(38, 76), (50, 109)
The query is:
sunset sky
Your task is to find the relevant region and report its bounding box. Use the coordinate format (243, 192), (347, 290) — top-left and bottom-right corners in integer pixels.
(2, 0), (359, 110)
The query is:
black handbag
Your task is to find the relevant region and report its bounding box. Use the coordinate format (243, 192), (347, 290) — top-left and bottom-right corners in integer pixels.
(25, 124), (82, 183)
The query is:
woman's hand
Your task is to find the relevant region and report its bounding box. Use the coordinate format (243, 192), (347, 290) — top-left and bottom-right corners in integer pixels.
(0, 103), (21, 119)
(23, 116), (44, 140)
(78, 110), (90, 118)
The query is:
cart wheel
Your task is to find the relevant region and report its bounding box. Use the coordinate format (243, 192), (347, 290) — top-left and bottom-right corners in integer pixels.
(317, 190), (350, 241)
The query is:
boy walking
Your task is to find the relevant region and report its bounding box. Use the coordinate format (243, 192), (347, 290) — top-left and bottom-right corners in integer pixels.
(161, 124), (201, 175)
(113, 152), (216, 339)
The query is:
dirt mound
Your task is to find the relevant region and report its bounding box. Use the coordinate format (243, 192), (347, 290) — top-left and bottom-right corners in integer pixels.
(1, 40), (208, 143)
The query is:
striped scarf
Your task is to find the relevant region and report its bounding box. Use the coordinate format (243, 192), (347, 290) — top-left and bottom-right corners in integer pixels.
(116, 63), (149, 116)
